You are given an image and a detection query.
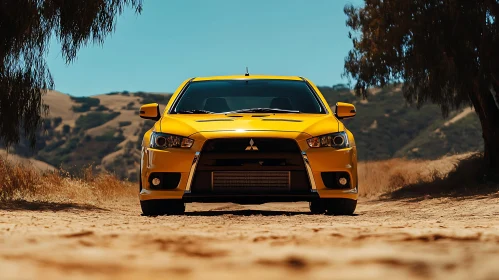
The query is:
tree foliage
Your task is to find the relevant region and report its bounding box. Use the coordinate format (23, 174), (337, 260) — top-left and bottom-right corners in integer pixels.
(0, 0), (142, 147)
(344, 0), (499, 173)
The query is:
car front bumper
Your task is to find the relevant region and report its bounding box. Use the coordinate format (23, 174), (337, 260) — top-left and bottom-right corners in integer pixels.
(139, 131), (358, 202)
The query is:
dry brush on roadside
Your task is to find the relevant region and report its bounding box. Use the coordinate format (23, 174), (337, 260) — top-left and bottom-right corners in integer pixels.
(0, 157), (137, 205)
(1, 152), (496, 206)
(358, 152), (498, 199)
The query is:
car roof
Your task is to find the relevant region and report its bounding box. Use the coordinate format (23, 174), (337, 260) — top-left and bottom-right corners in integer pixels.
(191, 75), (304, 82)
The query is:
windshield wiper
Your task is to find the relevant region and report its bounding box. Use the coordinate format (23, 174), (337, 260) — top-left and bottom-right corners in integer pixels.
(223, 108), (301, 114)
(176, 109), (214, 114)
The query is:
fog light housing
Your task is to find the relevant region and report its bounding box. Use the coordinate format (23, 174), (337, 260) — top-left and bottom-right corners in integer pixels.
(338, 177), (348, 186)
(152, 178), (161, 186)
(321, 172), (350, 189)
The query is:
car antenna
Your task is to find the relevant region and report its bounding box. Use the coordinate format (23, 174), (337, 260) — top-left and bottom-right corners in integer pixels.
(245, 66), (249, 76)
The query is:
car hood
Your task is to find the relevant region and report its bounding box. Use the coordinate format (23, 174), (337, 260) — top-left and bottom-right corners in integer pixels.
(157, 114), (344, 137)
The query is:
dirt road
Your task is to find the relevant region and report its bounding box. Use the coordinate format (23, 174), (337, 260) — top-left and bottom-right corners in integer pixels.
(1, 196), (498, 280)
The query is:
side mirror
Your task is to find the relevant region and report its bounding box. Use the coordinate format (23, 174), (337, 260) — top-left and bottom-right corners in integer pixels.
(335, 102), (356, 119)
(139, 103), (161, 121)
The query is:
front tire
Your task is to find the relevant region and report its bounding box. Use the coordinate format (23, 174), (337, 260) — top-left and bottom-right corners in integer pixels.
(309, 200), (326, 214)
(140, 199), (185, 216)
(324, 199), (357, 215)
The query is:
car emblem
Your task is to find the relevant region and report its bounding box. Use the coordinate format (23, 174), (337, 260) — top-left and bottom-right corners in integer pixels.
(245, 139), (259, 151)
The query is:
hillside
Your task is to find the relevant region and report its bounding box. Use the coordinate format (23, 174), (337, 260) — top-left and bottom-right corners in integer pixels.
(0, 149), (55, 172)
(320, 84), (482, 161)
(1, 85), (483, 181)
(1, 90), (170, 180)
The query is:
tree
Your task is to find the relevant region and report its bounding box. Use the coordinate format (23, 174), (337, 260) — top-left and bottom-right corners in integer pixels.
(344, 0), (499, 175)
(62, 124), (70, 134)
(0, 0), (142, 147)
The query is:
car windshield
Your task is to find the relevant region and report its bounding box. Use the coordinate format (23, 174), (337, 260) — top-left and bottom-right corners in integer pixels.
(171, 79), (326, 114)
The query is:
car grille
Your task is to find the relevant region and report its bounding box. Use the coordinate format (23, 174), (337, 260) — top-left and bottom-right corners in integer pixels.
(190, 138), (311, 194)
(212, 171), (290, 192)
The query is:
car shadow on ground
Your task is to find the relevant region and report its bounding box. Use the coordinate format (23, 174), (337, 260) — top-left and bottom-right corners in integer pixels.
(0, 200), (107, 212)
(184, 210), (312, 216)
(183, 210), (359, 216)
(382, 153), (499, 202)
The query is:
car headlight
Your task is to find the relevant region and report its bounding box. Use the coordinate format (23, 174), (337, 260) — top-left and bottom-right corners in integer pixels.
(149, 132), (194, 149)
(307, 132), (350, 148)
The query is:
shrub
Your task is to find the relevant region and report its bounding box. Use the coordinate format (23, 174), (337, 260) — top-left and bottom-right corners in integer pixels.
(70, 96), (100, 106)
(70, 96), (100, 112)
(75, 112), (120, 130)
(134, 92), (171, 104)
(119, 121), (132, 127)
(62, 124), (71, 134)
(95, 130), (125, 142)
(44, 140), (65, 152)
(53, 117), (62, 127)
(72, 104), (92, 112)
(126, 101), (135, 110)
(95, 105), (109, 111)
(66, 137), (79, 150)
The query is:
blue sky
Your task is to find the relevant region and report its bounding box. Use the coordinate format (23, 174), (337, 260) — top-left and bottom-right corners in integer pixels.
(47, 0), (363, 96)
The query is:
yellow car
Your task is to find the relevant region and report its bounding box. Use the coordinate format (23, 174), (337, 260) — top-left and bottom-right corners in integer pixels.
(138, 75), (358, 215)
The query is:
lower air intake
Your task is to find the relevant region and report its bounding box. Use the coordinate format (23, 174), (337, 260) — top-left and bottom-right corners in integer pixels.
(212, 171), (290, 192)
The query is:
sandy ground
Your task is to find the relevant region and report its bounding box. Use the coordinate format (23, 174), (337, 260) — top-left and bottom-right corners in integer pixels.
(1, 196), (498, 280)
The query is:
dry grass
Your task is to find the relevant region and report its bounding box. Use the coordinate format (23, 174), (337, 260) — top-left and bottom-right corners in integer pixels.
(388, 153), (498, 199)
(1, 152), (493, 205)
(358, 158), (434, 198)
(358, 152), (494, 198)
(0, 157), (137, 205)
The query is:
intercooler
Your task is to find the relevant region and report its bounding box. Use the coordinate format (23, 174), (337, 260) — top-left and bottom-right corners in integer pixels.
(211, 171), (290, 192)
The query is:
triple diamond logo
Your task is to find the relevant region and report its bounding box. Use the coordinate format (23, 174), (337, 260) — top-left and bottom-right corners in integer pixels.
(245, 139), (259, 151)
